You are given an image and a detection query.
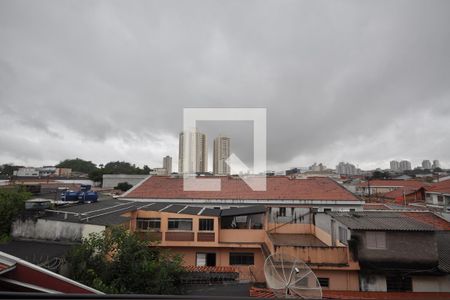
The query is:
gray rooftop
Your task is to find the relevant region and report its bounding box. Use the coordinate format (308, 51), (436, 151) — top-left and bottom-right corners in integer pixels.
(329, 211), (437, 231)
(269, 233), (327, 247)
(41, 199), (265, 226)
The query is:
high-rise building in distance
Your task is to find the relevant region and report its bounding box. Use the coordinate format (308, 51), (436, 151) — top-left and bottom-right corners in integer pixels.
(399, 160), (412, 171)
(163, 156), (172, 175)
(336, 162), (360, 175)
(213, 136), (231, 175)
(422, 160), (432, 170)
(432, 160), (440, 169)
(178, 130), (207, 174)
(390, 160), (400, 171)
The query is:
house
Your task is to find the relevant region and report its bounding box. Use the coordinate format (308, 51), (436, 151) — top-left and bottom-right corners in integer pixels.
(356, 179), (430, 202)
(12, 199), (360, 291)
(123, 203), (361, 290)
(425, 179), (450, 211)
(120, 176), (364, 212)
(315, 211), (450, 292)
(0, 251), (101, 294)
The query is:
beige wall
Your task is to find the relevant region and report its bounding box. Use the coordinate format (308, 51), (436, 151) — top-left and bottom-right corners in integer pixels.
(314, 270), (359, 291)
(220, 229), (266, 243)
(168, 246), (266, 282)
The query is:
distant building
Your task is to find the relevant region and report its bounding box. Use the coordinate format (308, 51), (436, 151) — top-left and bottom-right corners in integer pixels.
(399, 160), (412, 171)
(178, 130), (207, 174)
(433, 160), (441, 169)
(336, 162), (360, 176)
(102, 174), (148, 189)
(55, 167), (72, 177)
(310, 163), (326, 172)
(390, 160), (400, 171)
(39, 166), (56, 176)
(422, 160), (432, 170)
(150, 168), (167, 176)
(13, 167), (39, 177)
(213, 136), (230, 175)
(163, 156), (172, 175)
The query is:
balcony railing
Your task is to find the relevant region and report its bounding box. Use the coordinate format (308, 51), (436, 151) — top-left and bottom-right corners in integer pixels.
(165, 232), (195, 241)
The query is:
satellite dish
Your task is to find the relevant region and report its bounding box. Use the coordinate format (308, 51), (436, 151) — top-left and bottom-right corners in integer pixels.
(264, 252), (322, 299)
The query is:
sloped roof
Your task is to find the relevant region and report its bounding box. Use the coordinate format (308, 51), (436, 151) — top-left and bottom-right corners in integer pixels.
(382, 187), (422, 199)
(329, 211), (448, 231)
(357, 179), (429, 189)
(122, 176), (359, 201)
(427, 179), (450, 194)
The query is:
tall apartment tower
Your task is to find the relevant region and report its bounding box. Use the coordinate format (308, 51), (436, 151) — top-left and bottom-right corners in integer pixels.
(422, 160), (432, 170)
(432, 160), (441, 169)
(399, 160), (412, 171)
(163, 156), (172, 175)
(178, 130), (207, 174)
(390, 160), (400, 171)
(213, 136), (231, 175)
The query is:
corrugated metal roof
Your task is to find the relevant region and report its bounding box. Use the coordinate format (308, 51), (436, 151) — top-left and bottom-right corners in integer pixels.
(329, 212), (437, 231)
(220, 205), (266, 217)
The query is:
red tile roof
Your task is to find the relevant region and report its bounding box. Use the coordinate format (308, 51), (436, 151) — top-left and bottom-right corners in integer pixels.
(124, 176), (359, 201)
(249, 287), (450, 299)
(428, 179), (450, 194)
(402, 212), (450, 230)
(358, 179), (429, 189)
(363, 203), (391, 210)
(184, 266), (237, 273)
(382, 187), (422, 200)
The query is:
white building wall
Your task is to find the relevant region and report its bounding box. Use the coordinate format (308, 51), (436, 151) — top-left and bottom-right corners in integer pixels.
(102, 174), (149, 188)
(11, 218), (105, 242)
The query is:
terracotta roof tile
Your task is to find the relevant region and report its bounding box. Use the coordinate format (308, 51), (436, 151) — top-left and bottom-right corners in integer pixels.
(402, 212), (450, 230)
(184, 265), (237, 273)
(358, 179), (430, 189)
(249, 288), (450, 299)
(428, 179), (450, 194)
(124, 176), (359, 201)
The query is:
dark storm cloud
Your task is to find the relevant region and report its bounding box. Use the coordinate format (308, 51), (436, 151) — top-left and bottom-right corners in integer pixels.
(0, 0), (449, 170)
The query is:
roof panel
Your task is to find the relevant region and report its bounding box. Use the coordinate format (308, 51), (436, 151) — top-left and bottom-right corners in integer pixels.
(122, 176), (359, 201)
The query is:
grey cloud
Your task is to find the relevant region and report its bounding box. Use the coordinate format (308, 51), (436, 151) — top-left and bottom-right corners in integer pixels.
(0, 0), (449, 170)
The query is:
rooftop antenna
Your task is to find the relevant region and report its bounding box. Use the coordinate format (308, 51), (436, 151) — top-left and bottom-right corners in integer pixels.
(264, 252), (322, 299)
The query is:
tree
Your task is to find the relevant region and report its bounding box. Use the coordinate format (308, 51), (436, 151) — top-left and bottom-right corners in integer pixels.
(0, 164), (21, 177)
(0, 187), (32, 240)
(66, 226), (184, 294)
(102, 161), (149, 175)
(89, 169), (104, 183)
(56, 158), (98, 174)
(114, 182), (133, 191)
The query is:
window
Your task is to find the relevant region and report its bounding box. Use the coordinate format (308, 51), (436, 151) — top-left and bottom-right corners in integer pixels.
(324, 208), (332, 213)
(386, 276), (412, 292)
(196, 253), (216, 266)
(338, 226), (348, 244)
(366, 231), (386, 249)
(168, 218), (192, 231)
(229, 252), (254, 265)
(317, 277), (329, 288)
(199, 219), (214, 231)
(279, 207), (286, 217)
(137, 218), (160, 231)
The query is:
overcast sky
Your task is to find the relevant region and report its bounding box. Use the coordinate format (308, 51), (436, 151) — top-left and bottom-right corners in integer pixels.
(1, 0), (449, 172)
